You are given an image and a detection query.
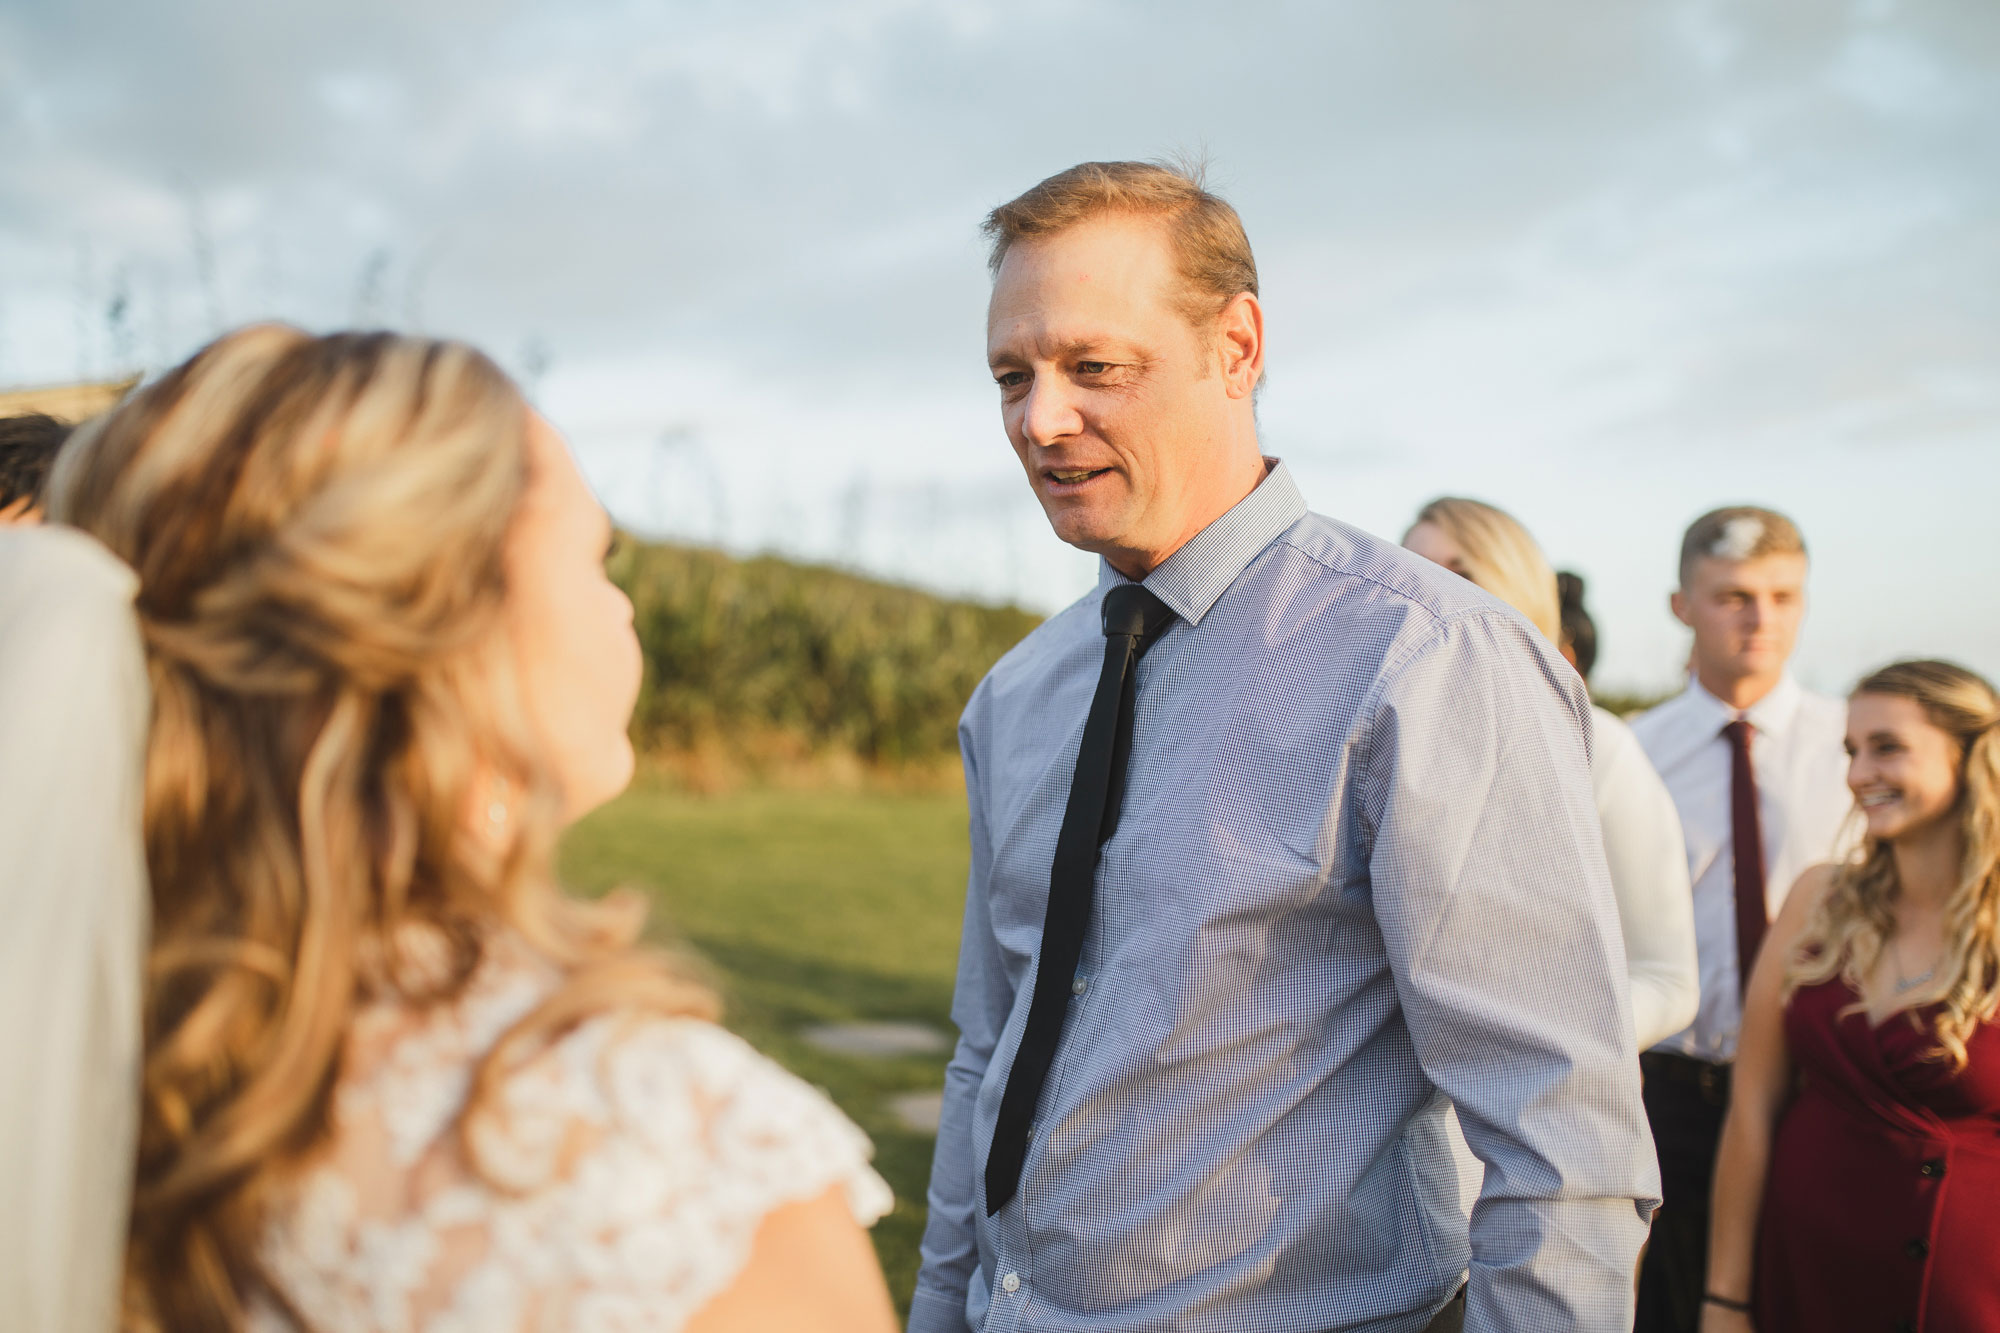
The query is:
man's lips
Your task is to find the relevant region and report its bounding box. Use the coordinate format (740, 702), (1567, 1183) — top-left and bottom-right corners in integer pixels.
(1042, 466), (1112, 494)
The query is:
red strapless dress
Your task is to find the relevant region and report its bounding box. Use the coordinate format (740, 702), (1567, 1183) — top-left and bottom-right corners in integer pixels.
(1756, 977), (2000, 1332)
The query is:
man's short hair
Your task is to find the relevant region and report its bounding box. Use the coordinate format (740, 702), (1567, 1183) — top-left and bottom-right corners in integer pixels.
(982, 160), (1259, 330)
(0, 414), (72, 513)
(1677, 505), (1807, 588)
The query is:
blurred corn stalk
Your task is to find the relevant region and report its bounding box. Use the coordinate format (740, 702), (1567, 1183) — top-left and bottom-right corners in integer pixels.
(611, 537), (1041, 769)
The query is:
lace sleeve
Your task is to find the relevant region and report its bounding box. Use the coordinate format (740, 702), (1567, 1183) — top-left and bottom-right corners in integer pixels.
(256, 993), (892, 1333)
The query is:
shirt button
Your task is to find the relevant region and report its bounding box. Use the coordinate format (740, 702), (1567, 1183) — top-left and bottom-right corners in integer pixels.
(1905, 1238), (1929, 1260)
(1071, 977), (1089, 995)
(1919, 1158), (1945, 1178)
(1001, 1272), (1021, 1293)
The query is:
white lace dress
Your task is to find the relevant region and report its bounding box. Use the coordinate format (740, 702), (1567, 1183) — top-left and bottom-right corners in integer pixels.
(251, 947), (892, 1332)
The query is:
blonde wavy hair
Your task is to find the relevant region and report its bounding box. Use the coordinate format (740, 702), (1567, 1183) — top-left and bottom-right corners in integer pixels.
(1406, 497), (1561, 643)
(47, 326), (714, 1330)
(1785, 660), (2000, 1070)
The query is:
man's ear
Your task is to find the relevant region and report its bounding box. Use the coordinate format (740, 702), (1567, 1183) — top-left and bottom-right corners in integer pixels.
(1669, 589), (1693, 629)
(1216, 292), (1263, 400)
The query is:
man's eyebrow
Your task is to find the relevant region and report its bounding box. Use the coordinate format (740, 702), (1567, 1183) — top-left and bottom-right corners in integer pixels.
(987, 336), (1142, 373)
(1060, 338), (1130, 360)
(988, 337), (1119, 366)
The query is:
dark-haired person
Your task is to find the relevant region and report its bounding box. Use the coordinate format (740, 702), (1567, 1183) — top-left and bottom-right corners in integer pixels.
(0, 413), (72, 524)
(914, 161), (1657, 1333)
(1558, 571), (1596, 679)
(1629, 507), (1851, 1332)
(1704, 660), (2000, 1332)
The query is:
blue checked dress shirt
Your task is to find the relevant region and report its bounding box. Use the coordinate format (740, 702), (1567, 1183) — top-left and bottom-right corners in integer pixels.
(909, 461), (1660, 1333)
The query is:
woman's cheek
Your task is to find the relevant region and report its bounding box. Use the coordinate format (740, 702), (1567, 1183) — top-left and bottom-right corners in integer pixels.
(605, 587), (642, 716)
(588, 585), (643, 801)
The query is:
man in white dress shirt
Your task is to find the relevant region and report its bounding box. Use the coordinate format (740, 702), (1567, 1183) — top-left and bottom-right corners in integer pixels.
(1628, 506), (1851, 1333)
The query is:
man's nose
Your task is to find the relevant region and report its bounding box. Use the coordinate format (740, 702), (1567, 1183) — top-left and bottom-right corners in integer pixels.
(1019, 375), (1083, 450)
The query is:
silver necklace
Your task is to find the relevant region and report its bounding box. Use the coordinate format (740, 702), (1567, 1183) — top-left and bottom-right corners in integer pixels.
(1895, 964), (1937, 993)
(1893, 934), (1938, 993)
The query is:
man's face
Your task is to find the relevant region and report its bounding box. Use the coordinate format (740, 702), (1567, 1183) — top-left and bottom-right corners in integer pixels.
(0, 497), (40, 526)
(986, 215), (1236, 568)
(1672, 553), (1808, 687)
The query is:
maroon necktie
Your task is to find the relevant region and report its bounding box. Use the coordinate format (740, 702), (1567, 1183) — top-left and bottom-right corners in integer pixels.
(1723, 719), (1768, 993)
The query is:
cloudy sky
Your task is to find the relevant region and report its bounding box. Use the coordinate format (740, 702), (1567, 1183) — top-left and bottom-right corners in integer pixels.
(2, 0), (1995, 693)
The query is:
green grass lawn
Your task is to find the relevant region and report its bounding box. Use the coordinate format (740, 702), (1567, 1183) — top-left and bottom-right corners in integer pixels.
(558, 780), (971, 1317)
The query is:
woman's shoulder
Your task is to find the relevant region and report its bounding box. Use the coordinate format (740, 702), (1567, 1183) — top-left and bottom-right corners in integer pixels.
(260, 944), (891, 1332)
(342, 942), (891, 1216)
(1587, 705), (1679, 821)
(1778, 862), (1842, 930)
(447, 996), (895, 1315)
(1588, 705), (1645, 771)
(449, 1003), (891, 1229)
(523, 1007), (885, 1197)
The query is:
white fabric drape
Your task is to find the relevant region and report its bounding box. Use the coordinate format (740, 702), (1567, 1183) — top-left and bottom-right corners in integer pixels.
(0, 525), (149, 1333)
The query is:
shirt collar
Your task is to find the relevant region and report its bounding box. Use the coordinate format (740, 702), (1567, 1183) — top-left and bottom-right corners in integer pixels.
(1096, 458), (1306, 627)
(1686, 670), (1804, 740)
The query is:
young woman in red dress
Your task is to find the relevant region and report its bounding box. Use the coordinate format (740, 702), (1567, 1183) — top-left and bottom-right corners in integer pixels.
(1705, 660), (2000, 1332)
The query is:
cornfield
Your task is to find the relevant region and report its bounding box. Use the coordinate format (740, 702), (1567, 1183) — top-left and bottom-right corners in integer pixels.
(611, 539), (1043, 765)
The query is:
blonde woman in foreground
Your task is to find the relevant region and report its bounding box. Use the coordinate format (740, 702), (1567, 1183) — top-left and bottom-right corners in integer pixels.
(1404, 498), (1699, 1050)
(1703, 661), (2000, 1333)
(50, 327), (897, 1333)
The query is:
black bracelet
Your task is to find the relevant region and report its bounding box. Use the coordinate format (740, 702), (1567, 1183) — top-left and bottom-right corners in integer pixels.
(1703, 1291), (1753, 1313)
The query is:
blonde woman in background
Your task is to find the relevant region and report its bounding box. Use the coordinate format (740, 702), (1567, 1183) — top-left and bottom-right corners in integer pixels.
(1704, 661), (2000, 1333)
(1404, 498), (1699, 1050)
(49, 327), (898, 1333)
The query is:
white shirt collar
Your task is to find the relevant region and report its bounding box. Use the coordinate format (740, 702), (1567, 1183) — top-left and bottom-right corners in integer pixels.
(1687, 671), (1804, 739)
(1643, 671), (1806, 772)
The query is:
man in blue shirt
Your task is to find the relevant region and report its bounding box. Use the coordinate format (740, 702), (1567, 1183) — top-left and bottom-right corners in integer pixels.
(909, 160), (1658, 1333)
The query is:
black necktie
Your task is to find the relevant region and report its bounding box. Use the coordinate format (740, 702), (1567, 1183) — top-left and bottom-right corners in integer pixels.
(985, 583), (1178, 1216)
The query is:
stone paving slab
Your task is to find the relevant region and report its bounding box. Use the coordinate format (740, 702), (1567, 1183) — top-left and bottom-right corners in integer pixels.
(801, 1020), (951, 1060)
(887, 1090), (944, 1135)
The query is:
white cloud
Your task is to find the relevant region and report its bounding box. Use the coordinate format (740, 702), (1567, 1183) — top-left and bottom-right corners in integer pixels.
(0, 0), (1994, 688)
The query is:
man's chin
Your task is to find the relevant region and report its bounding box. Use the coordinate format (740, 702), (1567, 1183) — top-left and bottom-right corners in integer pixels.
(1713, 650), (1787, 686)
(1041, 503), (1130, 555)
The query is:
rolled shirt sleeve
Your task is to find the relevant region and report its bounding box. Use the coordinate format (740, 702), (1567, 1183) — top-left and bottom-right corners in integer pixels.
(1362, 608), (1659, 1332)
